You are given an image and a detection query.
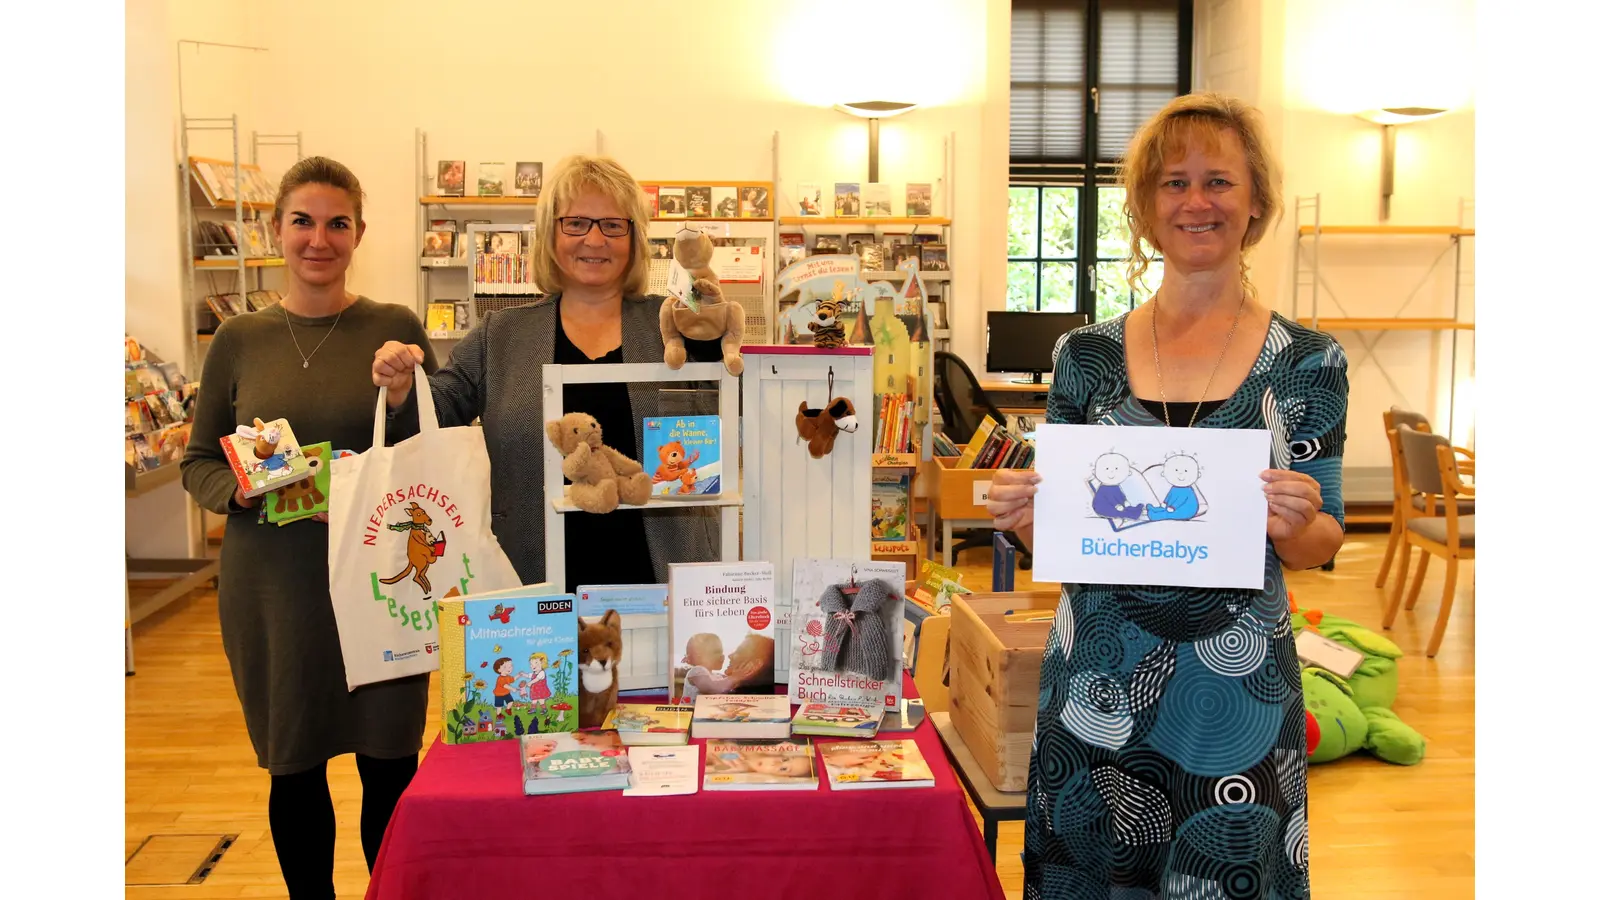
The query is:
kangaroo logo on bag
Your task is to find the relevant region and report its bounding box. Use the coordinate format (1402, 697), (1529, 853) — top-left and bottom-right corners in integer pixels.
(362, 484), (480, 634)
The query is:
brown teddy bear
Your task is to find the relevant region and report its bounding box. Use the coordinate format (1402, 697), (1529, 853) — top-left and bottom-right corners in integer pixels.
(544, 412), (652, 514)
(660, 227), (745, 376)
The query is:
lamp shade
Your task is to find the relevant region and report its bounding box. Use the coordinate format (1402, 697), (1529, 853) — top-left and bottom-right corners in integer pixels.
(1356, 106), (1448, 126)
(833, 101), (917, 119)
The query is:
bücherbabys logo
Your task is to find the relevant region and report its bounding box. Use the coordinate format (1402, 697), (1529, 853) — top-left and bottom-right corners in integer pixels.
(1081, 536), (1209, 564)
(1086, 450), (1209, 533)
(363, 484), (483, 633)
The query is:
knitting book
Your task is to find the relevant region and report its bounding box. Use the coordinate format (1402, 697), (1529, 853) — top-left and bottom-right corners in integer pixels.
(219, 417), (316, 499)
(703, 739), (818, 791)
(819, 739), (935, 790)
(641, 415), (722, 498)
(437, 586), (577, 745)
(787, 558), (906, 709)
(791, 702), (884, 739)
(667, 562), (777, 703)
(690, 694), (792, 740)
(520, 731), (632, 795)
(603, 703), (692, 746)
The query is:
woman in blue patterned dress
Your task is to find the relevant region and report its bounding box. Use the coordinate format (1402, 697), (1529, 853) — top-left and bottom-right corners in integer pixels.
(986, 92), (1348, 899)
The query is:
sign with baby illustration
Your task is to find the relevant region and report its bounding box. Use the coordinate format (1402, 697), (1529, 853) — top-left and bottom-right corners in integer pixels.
(1031, 424), (1271, 589)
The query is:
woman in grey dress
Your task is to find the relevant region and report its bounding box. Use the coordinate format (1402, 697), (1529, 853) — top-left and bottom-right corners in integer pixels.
(182, 157), (438, 900)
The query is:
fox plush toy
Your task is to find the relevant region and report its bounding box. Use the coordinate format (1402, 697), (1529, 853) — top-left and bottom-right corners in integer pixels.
(577, 610), (623, 729)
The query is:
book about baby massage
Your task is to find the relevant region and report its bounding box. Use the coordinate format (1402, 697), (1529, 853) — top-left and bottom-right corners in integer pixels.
(437, 586), (577, 745)
(666, 562), (777, 705)
(788, 558), (906, 709)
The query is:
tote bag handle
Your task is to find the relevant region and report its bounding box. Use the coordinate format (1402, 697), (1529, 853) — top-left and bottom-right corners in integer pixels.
(372, 368), (440, 449)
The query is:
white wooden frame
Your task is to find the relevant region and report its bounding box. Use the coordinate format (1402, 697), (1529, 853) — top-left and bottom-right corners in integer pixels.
(542, 362), (742, 692)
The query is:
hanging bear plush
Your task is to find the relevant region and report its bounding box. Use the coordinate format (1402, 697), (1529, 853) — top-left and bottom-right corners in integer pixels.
(818, 578), (898, 681)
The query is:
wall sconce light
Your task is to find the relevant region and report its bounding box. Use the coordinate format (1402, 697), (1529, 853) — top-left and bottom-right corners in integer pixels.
(1356, 106), (1448, 221)
(833, 101), (917, 184)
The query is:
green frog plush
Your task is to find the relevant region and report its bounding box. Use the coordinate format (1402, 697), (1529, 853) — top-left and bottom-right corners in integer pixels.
(1301, 666), (1425, 765)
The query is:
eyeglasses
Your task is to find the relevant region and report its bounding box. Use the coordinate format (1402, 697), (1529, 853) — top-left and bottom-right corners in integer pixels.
(556, 216), (632, 238)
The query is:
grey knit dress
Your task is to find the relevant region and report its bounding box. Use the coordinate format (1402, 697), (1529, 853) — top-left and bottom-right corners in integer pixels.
(181, 298), (439, 775)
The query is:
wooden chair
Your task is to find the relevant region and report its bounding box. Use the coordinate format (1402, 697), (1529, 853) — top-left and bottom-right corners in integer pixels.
(1375, 407), (1474, 588)
(1382, 424), (1474, 657)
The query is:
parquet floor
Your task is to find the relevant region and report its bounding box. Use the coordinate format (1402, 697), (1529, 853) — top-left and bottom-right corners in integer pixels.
(125, 533), (1472, 898)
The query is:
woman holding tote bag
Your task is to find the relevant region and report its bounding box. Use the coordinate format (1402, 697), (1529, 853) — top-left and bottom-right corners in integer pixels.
(181, 157), (438, 900)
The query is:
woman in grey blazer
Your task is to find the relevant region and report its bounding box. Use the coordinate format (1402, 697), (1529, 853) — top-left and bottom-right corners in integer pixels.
(373, 155), (720, 592)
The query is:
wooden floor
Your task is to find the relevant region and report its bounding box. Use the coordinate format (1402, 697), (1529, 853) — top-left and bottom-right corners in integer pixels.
(125, 533), (1472, 898)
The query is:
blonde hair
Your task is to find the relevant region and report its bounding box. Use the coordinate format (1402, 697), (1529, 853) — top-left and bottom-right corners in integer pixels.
(529, 652), (548, 668)
(1120, 92), (1282, 298)
(532, 154), (652, 297)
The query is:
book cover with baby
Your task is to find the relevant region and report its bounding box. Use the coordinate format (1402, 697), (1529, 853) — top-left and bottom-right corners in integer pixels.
(690, 694), (792, 740)
(703, 739), (818, 791)
(667, 562), (777, 704)
(641, 415), (722, 498)
(603, 703), (692, 745)
(818, 739), (935, 790)
(437, 587), (578, 745)
(219, 417), (315, 499)
(520, 730), (633, 795)
(788, 558), (906, 709)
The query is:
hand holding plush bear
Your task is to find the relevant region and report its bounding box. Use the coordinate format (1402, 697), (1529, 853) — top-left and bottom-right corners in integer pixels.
(544, 412), (652, 514)
(660, 228), (745, 376)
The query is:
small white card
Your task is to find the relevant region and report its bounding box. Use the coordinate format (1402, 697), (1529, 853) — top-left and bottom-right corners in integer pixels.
(1295, 631), (1363, 678)
(665, 261), (698, 311)
(623, 746), (700, 797)
(1032, 423), (1271, 589)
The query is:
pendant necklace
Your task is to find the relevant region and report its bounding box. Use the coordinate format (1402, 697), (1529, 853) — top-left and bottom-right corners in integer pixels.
(284, 298), (347, 369)
(1150, 290), (1247, 427)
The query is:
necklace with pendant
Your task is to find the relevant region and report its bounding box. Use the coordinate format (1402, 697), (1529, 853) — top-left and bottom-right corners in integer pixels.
(284, 299), (347, 369)
(1151, 291), (1247, 427)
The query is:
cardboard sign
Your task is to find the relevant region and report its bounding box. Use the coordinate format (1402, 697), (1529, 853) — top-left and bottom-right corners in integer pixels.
(1031, 423), (1271, 589)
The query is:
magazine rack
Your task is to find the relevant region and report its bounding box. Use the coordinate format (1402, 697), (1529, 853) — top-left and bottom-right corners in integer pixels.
(541, 361), (741, 691)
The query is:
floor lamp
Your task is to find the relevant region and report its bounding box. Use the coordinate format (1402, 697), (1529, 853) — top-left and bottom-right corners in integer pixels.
(1356, 106), (1447, 221)
(834, 101), (918, 184)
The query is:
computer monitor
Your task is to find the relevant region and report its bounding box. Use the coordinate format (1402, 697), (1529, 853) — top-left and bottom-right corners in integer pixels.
(985, 311), (1089, 384)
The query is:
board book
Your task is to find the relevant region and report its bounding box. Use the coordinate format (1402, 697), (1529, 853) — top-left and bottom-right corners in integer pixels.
(641, 415), (722, 498)
(520, 731), (632, 795)
(264, 441), (332, 525)
(436, 587), (577, 745)
(219, 417), (315, 499)
(703, 739), (818, 791)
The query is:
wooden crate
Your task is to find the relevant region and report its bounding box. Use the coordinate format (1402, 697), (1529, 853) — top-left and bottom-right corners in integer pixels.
(935, 453), (996, 521)
(947, 590), (1061, 791)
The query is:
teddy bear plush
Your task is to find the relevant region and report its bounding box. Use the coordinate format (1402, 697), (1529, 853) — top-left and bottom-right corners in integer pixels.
(544, 412), (652, 514)
(660, 227), (745, 376)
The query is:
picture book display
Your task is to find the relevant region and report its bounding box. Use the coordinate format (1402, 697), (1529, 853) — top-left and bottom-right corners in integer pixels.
(641, 415), (722, 498)
(690, 694), (792, 740)
(520, 731), (632, 795)
(437, 589), (579, 744)
(819, 739), (935, 790)
(667, 562), (778, 703)
(791, 702), (884, 739)
(703, 739), (818, 791)
(220, 417), (316, 499)
(603, 704), (692, 746)
(788, 559), (907, 709)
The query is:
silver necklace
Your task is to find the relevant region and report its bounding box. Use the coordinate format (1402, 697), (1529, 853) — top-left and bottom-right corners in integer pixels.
(1151, 291), (1247, 427)
(284, 300), (346, 369)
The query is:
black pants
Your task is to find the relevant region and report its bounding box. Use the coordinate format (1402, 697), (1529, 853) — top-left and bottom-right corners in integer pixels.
(267, 753), (417, 900)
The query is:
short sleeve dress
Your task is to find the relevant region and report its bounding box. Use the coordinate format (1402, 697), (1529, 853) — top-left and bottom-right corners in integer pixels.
(1022, 311), (1349, 900)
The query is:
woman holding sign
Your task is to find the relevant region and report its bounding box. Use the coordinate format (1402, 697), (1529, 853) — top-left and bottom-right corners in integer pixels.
(987, 93), (1347, 899)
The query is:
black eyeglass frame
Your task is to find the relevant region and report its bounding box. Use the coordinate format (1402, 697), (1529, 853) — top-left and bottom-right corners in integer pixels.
(556, 216), (632, 238)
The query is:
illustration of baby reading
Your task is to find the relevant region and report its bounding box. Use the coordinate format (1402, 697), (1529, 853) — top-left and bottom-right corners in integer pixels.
(516, 652), (552, 712)
(1087, 451), (1207, 531)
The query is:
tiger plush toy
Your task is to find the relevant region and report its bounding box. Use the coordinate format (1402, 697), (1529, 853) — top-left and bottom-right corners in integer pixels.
(808, 295), (847, 348)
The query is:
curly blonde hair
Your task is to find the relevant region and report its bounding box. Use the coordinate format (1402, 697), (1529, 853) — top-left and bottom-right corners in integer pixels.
(1120, 92), (1282, 298)
(531, 154), (652, 297)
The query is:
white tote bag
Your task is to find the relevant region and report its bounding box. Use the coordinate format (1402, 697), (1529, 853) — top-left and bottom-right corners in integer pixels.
(328, 370), (523, 689)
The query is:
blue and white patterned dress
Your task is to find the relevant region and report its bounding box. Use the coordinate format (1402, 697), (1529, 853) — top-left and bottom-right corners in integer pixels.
(1023, 311), (1349, 900)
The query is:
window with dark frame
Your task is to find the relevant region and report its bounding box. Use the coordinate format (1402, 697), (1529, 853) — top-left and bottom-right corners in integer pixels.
(1008, 0), (1192, 319)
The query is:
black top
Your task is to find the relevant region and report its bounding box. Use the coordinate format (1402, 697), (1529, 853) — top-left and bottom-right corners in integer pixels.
(554, 308), (656, 594)
(1136, 397), (1227, 426)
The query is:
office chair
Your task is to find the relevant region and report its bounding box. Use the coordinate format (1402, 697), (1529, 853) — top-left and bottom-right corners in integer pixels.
(932, 351), (1033, 570)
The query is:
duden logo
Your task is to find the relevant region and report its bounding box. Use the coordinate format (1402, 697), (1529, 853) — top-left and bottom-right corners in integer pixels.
(363, 484), (482, 633)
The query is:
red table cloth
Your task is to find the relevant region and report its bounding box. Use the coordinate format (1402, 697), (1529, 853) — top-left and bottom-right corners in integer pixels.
(366, 681), (1006, 900)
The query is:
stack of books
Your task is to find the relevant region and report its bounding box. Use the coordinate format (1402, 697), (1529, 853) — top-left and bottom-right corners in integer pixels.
(952, 415), (1035, 470)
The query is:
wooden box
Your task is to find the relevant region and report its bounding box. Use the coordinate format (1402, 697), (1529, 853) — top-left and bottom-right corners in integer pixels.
(935, 453), (995, 521)
(947, 590), (1061, 791)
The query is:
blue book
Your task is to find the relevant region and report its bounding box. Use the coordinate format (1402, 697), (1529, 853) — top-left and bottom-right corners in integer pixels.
(436, 588), (579, 744)
(575, 583), (668, 619)
(641, 415), (722, 498)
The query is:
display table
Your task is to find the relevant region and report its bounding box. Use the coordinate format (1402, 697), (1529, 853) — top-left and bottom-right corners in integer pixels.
(365, 681), (1006, 900)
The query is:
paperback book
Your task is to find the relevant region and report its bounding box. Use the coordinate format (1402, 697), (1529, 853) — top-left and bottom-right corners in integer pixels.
(641, 415), (722, 498)
(788, 559), (906, 708)
(603, 703), (693, 745)
(437, 586), (577, 744)
(703, 739), (818, 791)
(667, 562), (778, 703)
(818, 739), (935, 789)
(520, 731), (632, 795)
(870, 469), (911, 541)
(690, 694), (792, 740)
(576, 584), (668, 618)
(624, 745), (700, 796)
(219, 417), (315, 499)
(791, 702), (884, 739)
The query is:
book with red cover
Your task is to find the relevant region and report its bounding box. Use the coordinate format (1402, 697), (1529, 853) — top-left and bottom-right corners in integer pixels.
(218, 417), (315, 498)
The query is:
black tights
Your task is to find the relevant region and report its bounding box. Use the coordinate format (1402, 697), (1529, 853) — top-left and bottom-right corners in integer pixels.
(267, 753), (417, 900)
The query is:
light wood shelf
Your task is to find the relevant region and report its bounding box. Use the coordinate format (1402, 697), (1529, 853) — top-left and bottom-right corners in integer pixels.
(1297, 317), (1474, 331)
(779, 216), (951, 227)
(420, 195), (539, 206)
(653, 217), (773, 223)
(643, 180), (774, 189)
(1298, 225), (1473, 237)
(195, 257), (285, 269)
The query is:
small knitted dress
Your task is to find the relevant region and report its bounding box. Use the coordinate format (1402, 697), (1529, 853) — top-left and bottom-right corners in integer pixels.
(818, 578), (897, 680)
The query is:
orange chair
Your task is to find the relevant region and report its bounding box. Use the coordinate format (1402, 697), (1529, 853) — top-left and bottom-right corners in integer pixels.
(1382, 424), (1474, 657)
(1375, 408), (1474, 589)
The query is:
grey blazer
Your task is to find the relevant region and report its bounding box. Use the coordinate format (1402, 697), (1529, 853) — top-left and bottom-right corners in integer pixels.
(416, 293), (720, 585)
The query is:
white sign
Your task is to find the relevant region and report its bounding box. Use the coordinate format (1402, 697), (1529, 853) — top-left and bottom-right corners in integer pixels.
(1031, 424), (1270, 589)
(972, 481), (992, 505)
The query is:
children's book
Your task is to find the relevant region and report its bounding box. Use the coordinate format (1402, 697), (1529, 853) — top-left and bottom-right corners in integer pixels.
(576, 583), (668, 618)
(703, 739), (818, 791)
(436, 587), (577, 745)
(603, 703), (692, 745)
(667, 562), (778, 704)
(910, 559), (970, 614)
(641, 415), (722, 498)
(791, 702), (884, 739)
(520, 731), (632, 795)
(691, 694), (792, 740)
(819, 739), (935, 790)
(871, 469), (911, 541)
(264, 441), (332, 525)
(219, 417), (315, 499)
(788, 558), (906, 709)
